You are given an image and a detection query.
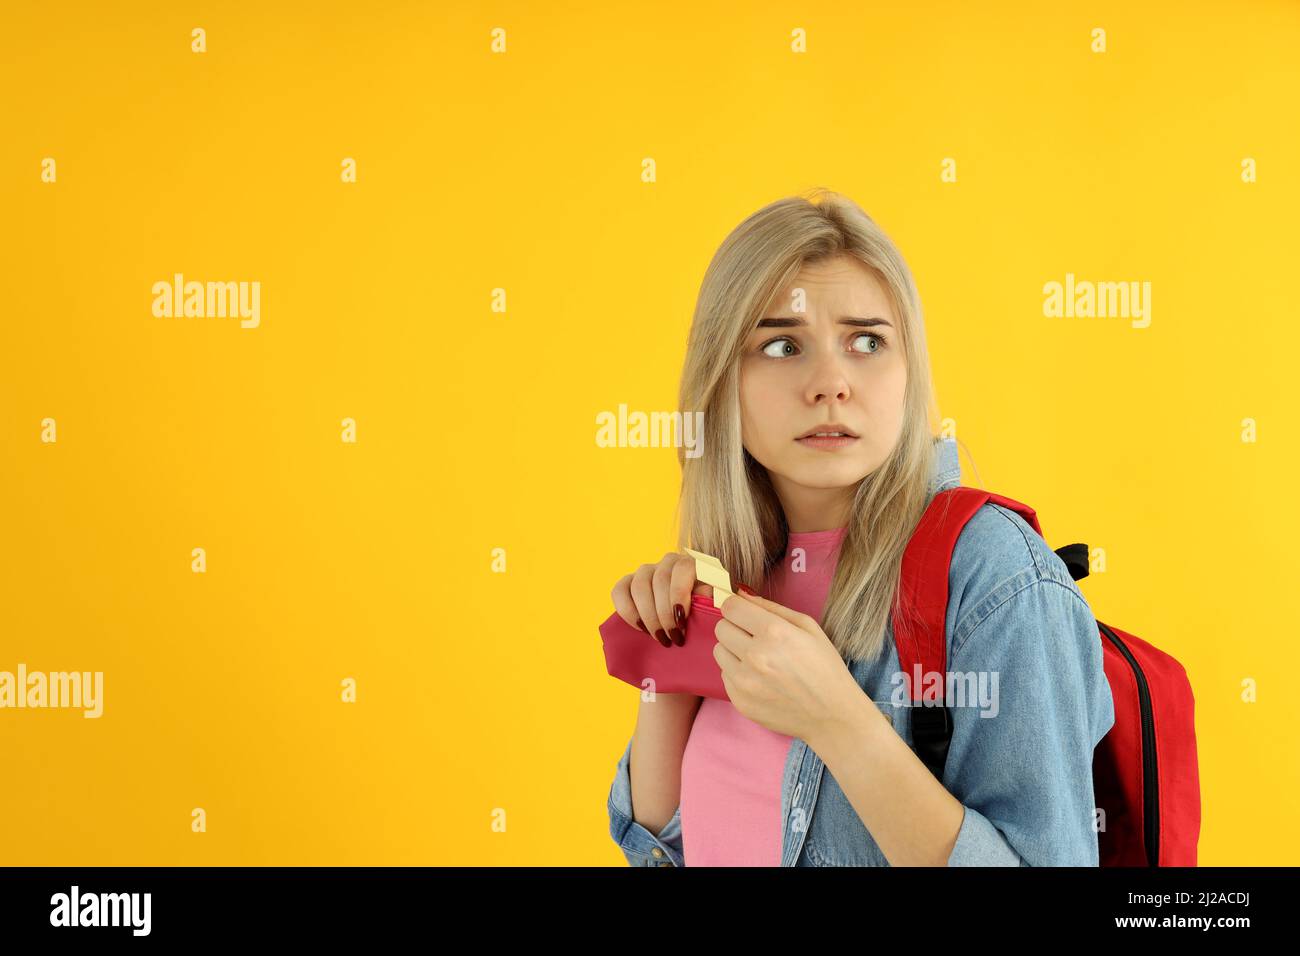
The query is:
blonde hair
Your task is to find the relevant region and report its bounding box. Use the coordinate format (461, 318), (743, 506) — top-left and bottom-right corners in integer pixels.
(674, 187), (948, 662)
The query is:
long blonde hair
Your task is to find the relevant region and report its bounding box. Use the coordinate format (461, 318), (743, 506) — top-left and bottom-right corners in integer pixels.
(674, 187), (943, 663)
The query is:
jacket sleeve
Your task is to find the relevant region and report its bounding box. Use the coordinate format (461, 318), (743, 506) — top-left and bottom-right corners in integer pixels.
(607, 736), (685, 867)
(941, 573), (1116, 866)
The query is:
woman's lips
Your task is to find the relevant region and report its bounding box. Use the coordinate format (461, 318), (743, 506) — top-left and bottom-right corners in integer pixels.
(795, 435), (859, 450)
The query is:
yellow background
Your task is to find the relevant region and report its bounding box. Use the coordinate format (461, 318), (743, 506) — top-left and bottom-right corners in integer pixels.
(1, 0), (1296, 865)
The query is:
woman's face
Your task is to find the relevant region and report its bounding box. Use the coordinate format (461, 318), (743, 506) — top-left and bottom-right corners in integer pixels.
(738, 254), (908, 531)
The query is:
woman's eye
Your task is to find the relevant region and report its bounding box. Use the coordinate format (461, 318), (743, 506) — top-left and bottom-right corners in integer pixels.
(851, 332), (884, 354)
(761, 337), (797, 358)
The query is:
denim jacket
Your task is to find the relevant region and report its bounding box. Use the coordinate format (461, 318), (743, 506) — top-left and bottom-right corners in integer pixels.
(606, 437), (1116, 866)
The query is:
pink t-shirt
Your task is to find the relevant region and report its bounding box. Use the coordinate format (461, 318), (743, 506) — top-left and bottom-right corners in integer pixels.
(679, 525), (847, 866)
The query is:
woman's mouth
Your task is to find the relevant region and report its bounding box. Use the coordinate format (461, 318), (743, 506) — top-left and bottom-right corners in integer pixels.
(795, 432), (859, 450)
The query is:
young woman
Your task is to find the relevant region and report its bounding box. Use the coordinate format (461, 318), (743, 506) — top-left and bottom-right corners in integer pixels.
(604, 189), (1115, 867)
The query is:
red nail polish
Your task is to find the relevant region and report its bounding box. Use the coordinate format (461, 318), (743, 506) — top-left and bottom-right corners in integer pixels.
(737, 583), (757, 596)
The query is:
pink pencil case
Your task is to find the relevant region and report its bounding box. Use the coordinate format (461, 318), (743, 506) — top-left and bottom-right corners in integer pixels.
(599, 591), (731, 700)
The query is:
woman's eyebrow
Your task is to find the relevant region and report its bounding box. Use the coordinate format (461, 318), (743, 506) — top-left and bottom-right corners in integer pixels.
(755, 316), (893, 329)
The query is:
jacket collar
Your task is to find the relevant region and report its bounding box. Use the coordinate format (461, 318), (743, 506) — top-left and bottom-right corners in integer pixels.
(928, 437), (962, 496)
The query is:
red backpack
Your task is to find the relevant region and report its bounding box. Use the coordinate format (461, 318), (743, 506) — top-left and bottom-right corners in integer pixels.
(891, 486), (1201, 866)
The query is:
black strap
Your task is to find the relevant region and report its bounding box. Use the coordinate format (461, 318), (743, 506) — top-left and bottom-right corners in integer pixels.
(912, 704), (954, 780)
(1055, 543), (1090, 581)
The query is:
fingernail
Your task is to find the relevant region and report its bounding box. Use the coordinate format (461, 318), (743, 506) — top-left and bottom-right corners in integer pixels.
(737, 583), (757, 596)
(669, 627), (685, 646)
(673, 603), (687, 633)
(653, 629), (672, 648)
(634, 619), (648, 633)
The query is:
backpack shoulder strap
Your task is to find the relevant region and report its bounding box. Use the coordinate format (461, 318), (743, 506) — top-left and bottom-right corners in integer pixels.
(892, 486), (1043, 779)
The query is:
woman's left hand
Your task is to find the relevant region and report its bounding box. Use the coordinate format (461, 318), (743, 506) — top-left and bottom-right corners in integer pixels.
(712, 589), (867, 744)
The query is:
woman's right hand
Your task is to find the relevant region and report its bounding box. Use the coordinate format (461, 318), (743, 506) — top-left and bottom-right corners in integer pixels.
(610, 552), (713, 648)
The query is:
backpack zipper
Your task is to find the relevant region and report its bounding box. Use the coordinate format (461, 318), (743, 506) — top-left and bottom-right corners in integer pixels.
(1098, 621), (1159, 866)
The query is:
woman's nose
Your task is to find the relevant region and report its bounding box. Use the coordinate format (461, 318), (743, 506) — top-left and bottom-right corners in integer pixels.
(805, 351), (852, 403)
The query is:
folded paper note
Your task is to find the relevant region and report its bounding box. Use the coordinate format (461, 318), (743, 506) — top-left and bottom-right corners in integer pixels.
(684, 547), (733, 608)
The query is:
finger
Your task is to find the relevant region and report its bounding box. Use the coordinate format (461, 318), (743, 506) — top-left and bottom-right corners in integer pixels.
(721, 590), (816, 636)
(629, 564), (671, 647)
(712, 617), (753, 662)
(712, 636), (741, 674)
(652, 553), (685, 646)
(667, 554), (698, 641)
(609, 574), (647, 632)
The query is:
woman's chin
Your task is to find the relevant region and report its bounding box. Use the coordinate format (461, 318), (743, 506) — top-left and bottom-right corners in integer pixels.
(780, 461), (873, 489)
